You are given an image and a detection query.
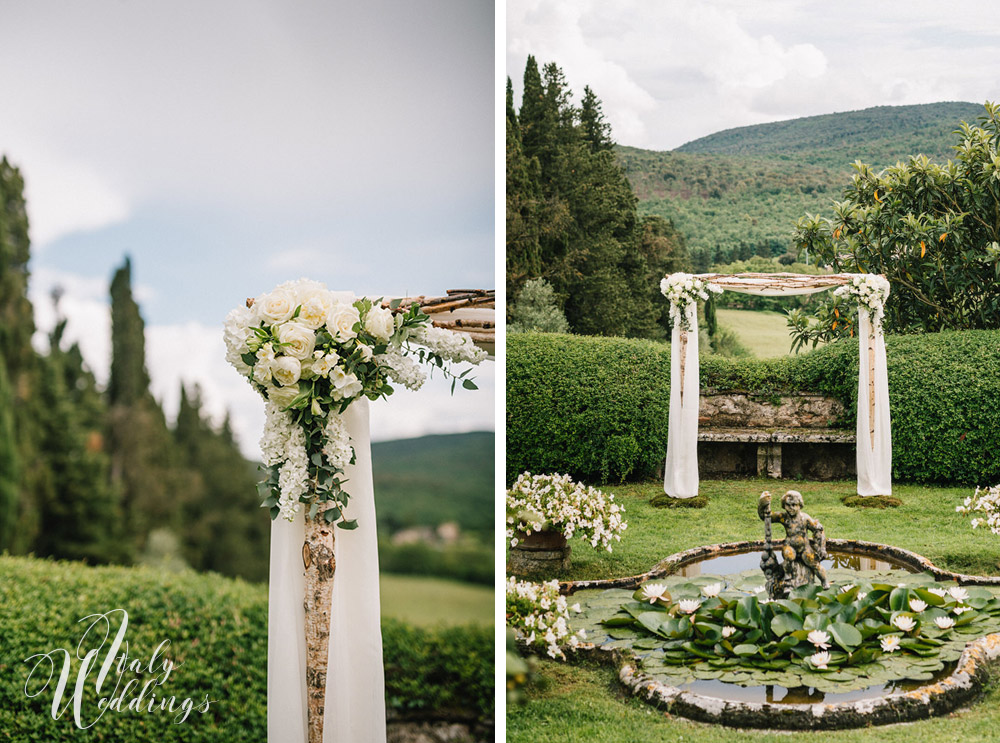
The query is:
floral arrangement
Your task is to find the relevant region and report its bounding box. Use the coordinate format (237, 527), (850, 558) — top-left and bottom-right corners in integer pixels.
(956, 484), (1000, 535)
(506, 577), (585, 659)
(600, 576), (1000, 687)
(224, 278), (486, 526)
(506, 472), (627, 552)
(833, 273), (891, 327)
(659, 272), (722, 332)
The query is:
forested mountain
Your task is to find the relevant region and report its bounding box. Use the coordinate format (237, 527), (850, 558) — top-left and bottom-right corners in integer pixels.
(620, 102), (987, 269)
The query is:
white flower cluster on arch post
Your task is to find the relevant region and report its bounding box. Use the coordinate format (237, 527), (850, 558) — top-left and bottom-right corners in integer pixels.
(659, 273), (723, 332)
(224, 278), (486, 526)
(833, 274), (891, 328)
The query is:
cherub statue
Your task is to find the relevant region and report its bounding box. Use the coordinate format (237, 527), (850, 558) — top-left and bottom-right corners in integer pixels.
(758, 490), (829, 598)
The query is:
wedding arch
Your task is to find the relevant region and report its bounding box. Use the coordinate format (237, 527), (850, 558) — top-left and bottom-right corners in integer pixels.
(660, 272), (891, 500)
(224, 284), (493, 743)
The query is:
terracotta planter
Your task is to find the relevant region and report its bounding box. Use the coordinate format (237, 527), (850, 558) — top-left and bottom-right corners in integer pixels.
(508, 529), (571, 576)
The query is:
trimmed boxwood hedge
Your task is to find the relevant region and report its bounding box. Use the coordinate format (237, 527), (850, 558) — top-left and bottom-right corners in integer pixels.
(507, 329), (1000, 486)
(0, 556), (493, 741)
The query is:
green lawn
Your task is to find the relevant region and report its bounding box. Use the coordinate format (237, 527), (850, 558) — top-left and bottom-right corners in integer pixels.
(380, 573), (493, 627)
(507, 477), (1000, 742)
(716, 308), (809, 358)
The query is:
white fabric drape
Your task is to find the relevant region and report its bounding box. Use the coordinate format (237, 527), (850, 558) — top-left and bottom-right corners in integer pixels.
(267, 397), (386, 742)
(663, 303), (700, 498)
(856, 308), (893, 495)
(662, 273), (892, 499)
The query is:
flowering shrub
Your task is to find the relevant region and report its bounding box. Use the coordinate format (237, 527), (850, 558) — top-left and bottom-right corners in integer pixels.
(956, 484), (1000, 535)
(659, 272), (722, 331)
(224, 279), (486, 526)
(832, 273), (891, 327)
(506, 577), (584, 659)
(506, 472), (627, 551)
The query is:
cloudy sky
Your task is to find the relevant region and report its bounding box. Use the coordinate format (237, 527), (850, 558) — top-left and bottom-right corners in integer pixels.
(508, 0), (1000, 150)
(1, 0), (494, 456)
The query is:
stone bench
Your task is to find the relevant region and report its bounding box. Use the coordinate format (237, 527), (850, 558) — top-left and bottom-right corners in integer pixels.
(695, 391), (855, 480)
(698, 428), (855, 478)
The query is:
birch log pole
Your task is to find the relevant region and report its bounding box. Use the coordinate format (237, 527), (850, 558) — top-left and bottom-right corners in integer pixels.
(678, 330), (688, 406)
(302, 506), (336, 743)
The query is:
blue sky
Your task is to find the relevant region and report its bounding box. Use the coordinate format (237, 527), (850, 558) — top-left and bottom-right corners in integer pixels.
(2, 0), (495, 455)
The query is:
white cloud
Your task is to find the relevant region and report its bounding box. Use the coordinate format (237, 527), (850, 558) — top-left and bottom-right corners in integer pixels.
(507, 0), (1000, 150)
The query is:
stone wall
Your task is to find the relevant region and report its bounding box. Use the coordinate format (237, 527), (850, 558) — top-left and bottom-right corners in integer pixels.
(699, 391), (847, 429)
(696, 391), (854, 480)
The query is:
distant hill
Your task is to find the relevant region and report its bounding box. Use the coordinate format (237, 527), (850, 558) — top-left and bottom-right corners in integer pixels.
(372, 431), (493, 535)
(619, 101), (987, 265)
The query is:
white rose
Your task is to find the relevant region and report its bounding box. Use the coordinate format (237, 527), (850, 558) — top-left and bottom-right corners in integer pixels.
(327, 302), (361, 341)
(271, 355), (302, 387)
(268, 383), (301, 408)
(364, 306), (395, 341)
(330, 366), (363, 400)
(252, 360), (273, 385)
(256, 288), (297, 325)
(276, 322), (316, 360)
(358, 344), (374, 362)
(312, 353), (338, 378)
(297, 291), (335, 330)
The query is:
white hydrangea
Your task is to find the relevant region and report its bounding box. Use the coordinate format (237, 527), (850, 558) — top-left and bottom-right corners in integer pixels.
(833, 274), (891, 328)
(506, 473), (627, 552)
(505, 577), (585, 660)
(659, 272), (722, 332)
(412, 325), (488, 364)
(223, 306), (255, 375)
(260, 401), (309, 521)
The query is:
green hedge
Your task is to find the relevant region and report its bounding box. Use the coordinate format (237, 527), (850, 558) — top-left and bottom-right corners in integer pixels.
(507, 330), (1000, 485)
(0, 556), (492, 741)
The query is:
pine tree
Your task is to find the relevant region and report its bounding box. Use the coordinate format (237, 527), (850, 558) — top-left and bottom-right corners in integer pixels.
(107, 257), (182, 554)
(579, 86), (613, 153)
(0, 358), (18, 548)
(0, 156), (46, 551)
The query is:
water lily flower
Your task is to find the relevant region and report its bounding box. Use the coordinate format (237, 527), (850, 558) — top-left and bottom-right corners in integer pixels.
(948, 587), (970, 602)
(880, 635), (901, 653)
(807, 630), (831, 649)
(935, 616), (956, 629)
(892, 615), (917, 632)
(928, 587), (948, 598)
(809, 651), (831, 670)
(953, 605), (973, 615)
(857, 592), (869, 600)
(640, 583), (669, 604)
(839, 584), (855, 594)
(701, 582), (722, 598)
(909, 599), (928, 612)
(677, 599), (701, 614)
(722, 626), (736, 638)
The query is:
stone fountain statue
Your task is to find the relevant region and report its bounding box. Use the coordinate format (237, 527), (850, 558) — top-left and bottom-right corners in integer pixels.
(758, 490), (829, 599)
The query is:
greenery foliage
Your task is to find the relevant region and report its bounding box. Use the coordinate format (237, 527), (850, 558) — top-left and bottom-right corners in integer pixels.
(509, 278), (570, 333)
(593, 575), (1000, 692)
(791, 101), (1000, 346)
(0, 556), (493, 741)
(507, 330), (1000, 485)
(507, 57), (688, 338)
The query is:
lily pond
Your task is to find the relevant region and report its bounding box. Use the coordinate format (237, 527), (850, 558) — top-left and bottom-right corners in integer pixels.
(573, 567), (1000, 703)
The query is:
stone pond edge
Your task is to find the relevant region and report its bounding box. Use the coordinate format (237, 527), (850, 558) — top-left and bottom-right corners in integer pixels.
(556, 539), (1000, 729)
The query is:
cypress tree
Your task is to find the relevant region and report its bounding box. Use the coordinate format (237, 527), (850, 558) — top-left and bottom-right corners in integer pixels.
(579, 86), (613, 153)
(0, 358), (18, 548)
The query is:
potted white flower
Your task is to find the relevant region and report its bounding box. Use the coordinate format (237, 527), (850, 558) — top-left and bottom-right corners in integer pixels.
(506, 472), (627, 575)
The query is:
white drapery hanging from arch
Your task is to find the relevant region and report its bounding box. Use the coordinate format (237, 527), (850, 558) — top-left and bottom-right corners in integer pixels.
(661, 272), (892, 498)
